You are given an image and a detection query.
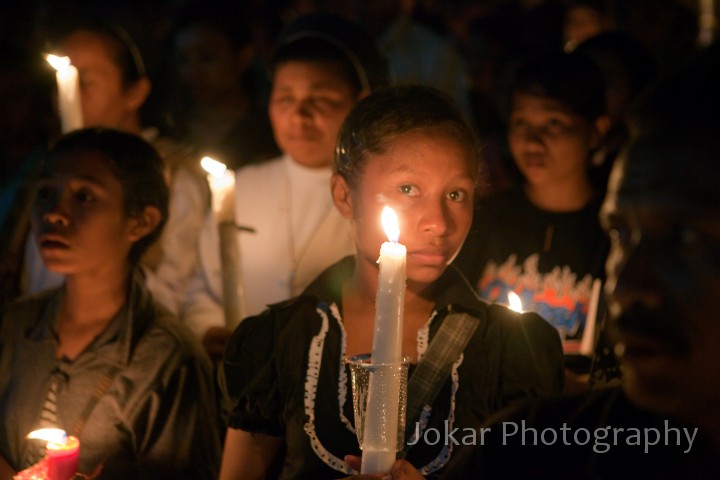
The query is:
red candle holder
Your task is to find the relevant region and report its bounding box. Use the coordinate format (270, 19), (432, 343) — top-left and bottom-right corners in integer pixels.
(46, 436), (79, 480)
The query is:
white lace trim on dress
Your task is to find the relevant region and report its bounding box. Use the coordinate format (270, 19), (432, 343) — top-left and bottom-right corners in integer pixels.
(303, 304), (354, 474)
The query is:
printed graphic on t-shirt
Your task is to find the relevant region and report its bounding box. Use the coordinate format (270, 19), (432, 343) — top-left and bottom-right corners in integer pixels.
(478, 254), (596, 353)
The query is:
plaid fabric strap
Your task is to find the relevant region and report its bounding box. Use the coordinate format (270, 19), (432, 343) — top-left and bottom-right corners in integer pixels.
(400, 312), (479, 455)
(71, 365), (122, 438)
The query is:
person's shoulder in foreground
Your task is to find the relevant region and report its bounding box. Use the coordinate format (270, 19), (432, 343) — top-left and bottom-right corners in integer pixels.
(441, 46), (720, 480)
(343, 43), (720, 480)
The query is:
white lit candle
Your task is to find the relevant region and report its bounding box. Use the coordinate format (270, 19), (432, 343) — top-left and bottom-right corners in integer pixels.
(201, 156), (235, 222)
(580, 278), (602, 356)
(46, 54), (83, 133)
(361, 206), (407, 474)
(201, 156), (244, 328)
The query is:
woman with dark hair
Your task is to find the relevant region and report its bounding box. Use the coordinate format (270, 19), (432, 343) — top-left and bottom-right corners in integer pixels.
(0, 129), (220, 479)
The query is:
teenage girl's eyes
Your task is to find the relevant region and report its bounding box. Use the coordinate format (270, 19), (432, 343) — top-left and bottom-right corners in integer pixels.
(75, 188), (96, 203)
(447, 190), (467, 202)
(545, 118), (569, 133)
(399, 184), (419, 196)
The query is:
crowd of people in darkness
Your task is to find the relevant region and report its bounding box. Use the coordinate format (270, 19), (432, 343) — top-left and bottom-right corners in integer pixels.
(0, 0), (718, 478)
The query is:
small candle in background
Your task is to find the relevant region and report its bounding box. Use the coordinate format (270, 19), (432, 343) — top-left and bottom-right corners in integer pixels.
(507, 291), (523, 313)
(580, 278), (602, 356)
(201, 156), (235, 223)
(201, 156), (245, 328)
(45, 54), (83, 133)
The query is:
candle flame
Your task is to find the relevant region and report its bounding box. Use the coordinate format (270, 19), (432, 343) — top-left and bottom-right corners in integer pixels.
(201, 156), (234, 191)
(200, 156), (227, 178)
(381, 206), (400, 243)
(27, 428), (67, 446)
(508, 291), (523, 313)
(46, 54), (71, 71)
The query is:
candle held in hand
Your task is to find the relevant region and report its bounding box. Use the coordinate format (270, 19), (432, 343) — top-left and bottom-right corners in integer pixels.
(201, 156), (244, 328)
(372, 206), (406, 364)
(26, 428), (79, 480)
(361, 206), (407, 474)
(201, 156), (235, 223)
(46, 54), (83, 133)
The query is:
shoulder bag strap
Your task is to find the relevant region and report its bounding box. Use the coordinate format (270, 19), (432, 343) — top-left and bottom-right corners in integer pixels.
(71, 364), (123, 438)
(400, 311), (480, 456)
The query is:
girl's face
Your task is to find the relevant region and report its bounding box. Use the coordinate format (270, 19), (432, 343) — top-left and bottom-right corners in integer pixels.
(269, 60), (359, 168)
(334, 128), (476, 289)
(508, 92), (603, 189)
(61, 30), (148, 130)
(31, 149), (147, 276)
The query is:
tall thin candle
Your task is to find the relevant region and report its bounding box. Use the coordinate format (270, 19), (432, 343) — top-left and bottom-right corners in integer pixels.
(361, 206), (406, 474)
(46, 54), (83, 133)
(201, 156), (245, 329)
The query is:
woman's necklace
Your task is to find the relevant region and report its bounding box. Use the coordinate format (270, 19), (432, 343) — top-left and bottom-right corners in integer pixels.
(284, 165), (333, 287)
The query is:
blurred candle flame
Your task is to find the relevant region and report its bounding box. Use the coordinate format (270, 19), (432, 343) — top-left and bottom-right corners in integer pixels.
(46, 54), (70, 71)
(27, 428), (67, 447)
(508, 291), (523, 313)
(201, 156), (229, 180)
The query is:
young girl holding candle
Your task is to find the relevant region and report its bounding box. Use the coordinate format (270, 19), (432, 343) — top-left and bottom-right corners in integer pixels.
(219, 85), (563, 479)
(0, 129), (220, 479)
